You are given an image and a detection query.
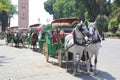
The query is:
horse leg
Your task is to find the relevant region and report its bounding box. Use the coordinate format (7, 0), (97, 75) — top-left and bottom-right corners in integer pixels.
(86, 49), (93, 71)
(76, 53), (81, 73)
(94, 56), (98, 74)
(89, 58), (93, 71)
(65, 51), (69, 70)
(73, 53), (78, 76)
(22, 40), (25, 47)
(84, 50), (90, 73)
(36, 41), (37, 48)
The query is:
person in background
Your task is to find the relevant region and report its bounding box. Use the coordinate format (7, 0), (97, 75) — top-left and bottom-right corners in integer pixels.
(59, 30), (65, 44)
(52, 31), (58, 43)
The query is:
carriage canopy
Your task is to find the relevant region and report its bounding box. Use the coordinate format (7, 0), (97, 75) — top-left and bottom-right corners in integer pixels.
(29, 24), (41, 32)
(29, 24), (40, 28)
(51, 18), (79, 27)
(7, 26), (19, 33)
(51, 18), (80, 32)
(7, 26), (18, 30)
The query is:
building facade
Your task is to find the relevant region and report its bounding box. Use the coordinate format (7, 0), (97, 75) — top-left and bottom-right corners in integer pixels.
(18, 0), (29, 28)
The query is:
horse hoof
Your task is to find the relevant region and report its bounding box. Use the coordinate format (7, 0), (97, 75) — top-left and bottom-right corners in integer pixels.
(73, 73), (76, 76)
(93, 70), (98, 75)
(86, 70), (90, 74)
(73, 72), (78, 76)
(87, 71), (93, 75)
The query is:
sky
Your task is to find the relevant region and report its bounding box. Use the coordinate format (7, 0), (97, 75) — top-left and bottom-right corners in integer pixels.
(10, 0), (53, 26)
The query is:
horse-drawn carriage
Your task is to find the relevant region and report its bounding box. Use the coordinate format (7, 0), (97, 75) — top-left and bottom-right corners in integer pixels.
(42, 18), (101, 75)
(42, 18), (80, 67)
(18, 27), (29, 47)
(6, 26), (19, 46)
(28, 23), (44, 50)
(6, 26), (29, 47)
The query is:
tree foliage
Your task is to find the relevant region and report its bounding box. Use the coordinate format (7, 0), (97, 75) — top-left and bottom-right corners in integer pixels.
(96, 15), (108, 32)
(53, 0), (76, 19)
(0, 0), (16, 18)
(44, 0), (111, 21)
(0, 0), (16, 31)
(114, 0), (120, 7)
(44, 0), (87, 20)
(44, 0), (120, 32)
(44, 0), (55, 15)
(83, 0), (99, 22)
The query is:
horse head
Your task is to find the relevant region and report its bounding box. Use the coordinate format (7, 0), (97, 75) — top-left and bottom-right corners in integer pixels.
(31, 32), (38, 46)
(88, 22), (101, 42)
(88, 22), (96, 35)
(75, 22), (90, 37)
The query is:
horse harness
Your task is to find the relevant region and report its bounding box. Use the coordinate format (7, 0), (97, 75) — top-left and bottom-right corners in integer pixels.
(73, 29), (87, 46)
(85, 28), (101, 46)
(91, 28), (101, 44)
(65, 29), (87, 51)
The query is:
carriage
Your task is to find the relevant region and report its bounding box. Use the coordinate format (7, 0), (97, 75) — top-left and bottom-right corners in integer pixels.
(28, 23), (44, 49)
(18, 27), (29, 47)
(43, 18), (80, 67)
(6, 26), (19, 46)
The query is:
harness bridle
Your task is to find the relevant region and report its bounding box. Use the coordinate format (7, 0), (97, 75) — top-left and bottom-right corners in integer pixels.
(86, 27), (101, 45)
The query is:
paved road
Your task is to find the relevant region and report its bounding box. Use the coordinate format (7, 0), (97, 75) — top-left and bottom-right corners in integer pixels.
(97, 38), (120, 80)
(0, 38), (120, 80)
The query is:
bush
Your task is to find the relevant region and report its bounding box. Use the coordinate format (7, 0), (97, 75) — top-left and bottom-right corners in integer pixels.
(105, 32), (120, 37)
(105, 32), (114, 37)
(108, 18), (118, 33)
(96, 15), (108, 32)
(118, 24), (120, 31)
(115, 32), (120, 37)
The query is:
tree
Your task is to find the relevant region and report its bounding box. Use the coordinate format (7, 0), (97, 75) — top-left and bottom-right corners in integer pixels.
(74, 0), (86, 21)
(96, 15), (108, 32)
(83, 0), (99, 22)
(0, 0), (16, 31)
(44, 0), (55, 15)
(1, 10), (8, 31)
(110, 0), (120, 26)
(114, 0), (120, 7)
(44, 0), (87, 19)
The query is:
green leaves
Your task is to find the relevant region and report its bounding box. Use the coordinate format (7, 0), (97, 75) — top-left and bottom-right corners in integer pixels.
(0, 0), (16, 18)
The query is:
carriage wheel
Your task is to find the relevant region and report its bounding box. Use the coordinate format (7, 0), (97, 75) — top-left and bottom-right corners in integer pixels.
(58, 50), (62, 67)
(43, 43), (46, 55)
(43, 43), (49, 62)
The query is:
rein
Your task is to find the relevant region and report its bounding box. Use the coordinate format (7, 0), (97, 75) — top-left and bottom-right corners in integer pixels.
(65, 43), (75, 52)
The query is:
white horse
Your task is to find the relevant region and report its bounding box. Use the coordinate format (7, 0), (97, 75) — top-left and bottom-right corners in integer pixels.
(64, 23), (90, 75)
(85, 22), (101, 74)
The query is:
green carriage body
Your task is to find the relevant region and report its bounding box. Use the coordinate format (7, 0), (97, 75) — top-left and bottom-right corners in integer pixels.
(43, 18), (80, 63)
(44, 31), (62, 56)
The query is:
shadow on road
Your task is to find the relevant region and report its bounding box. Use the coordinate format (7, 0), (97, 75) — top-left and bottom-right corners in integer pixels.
(49, 61), (115, 80)
(0, 41), (5, 46)
(69, 70), (116, 80)
(0, 56), (14, 66)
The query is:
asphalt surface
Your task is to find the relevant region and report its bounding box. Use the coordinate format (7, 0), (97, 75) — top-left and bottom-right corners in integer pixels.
(0, 38), (120, 80)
